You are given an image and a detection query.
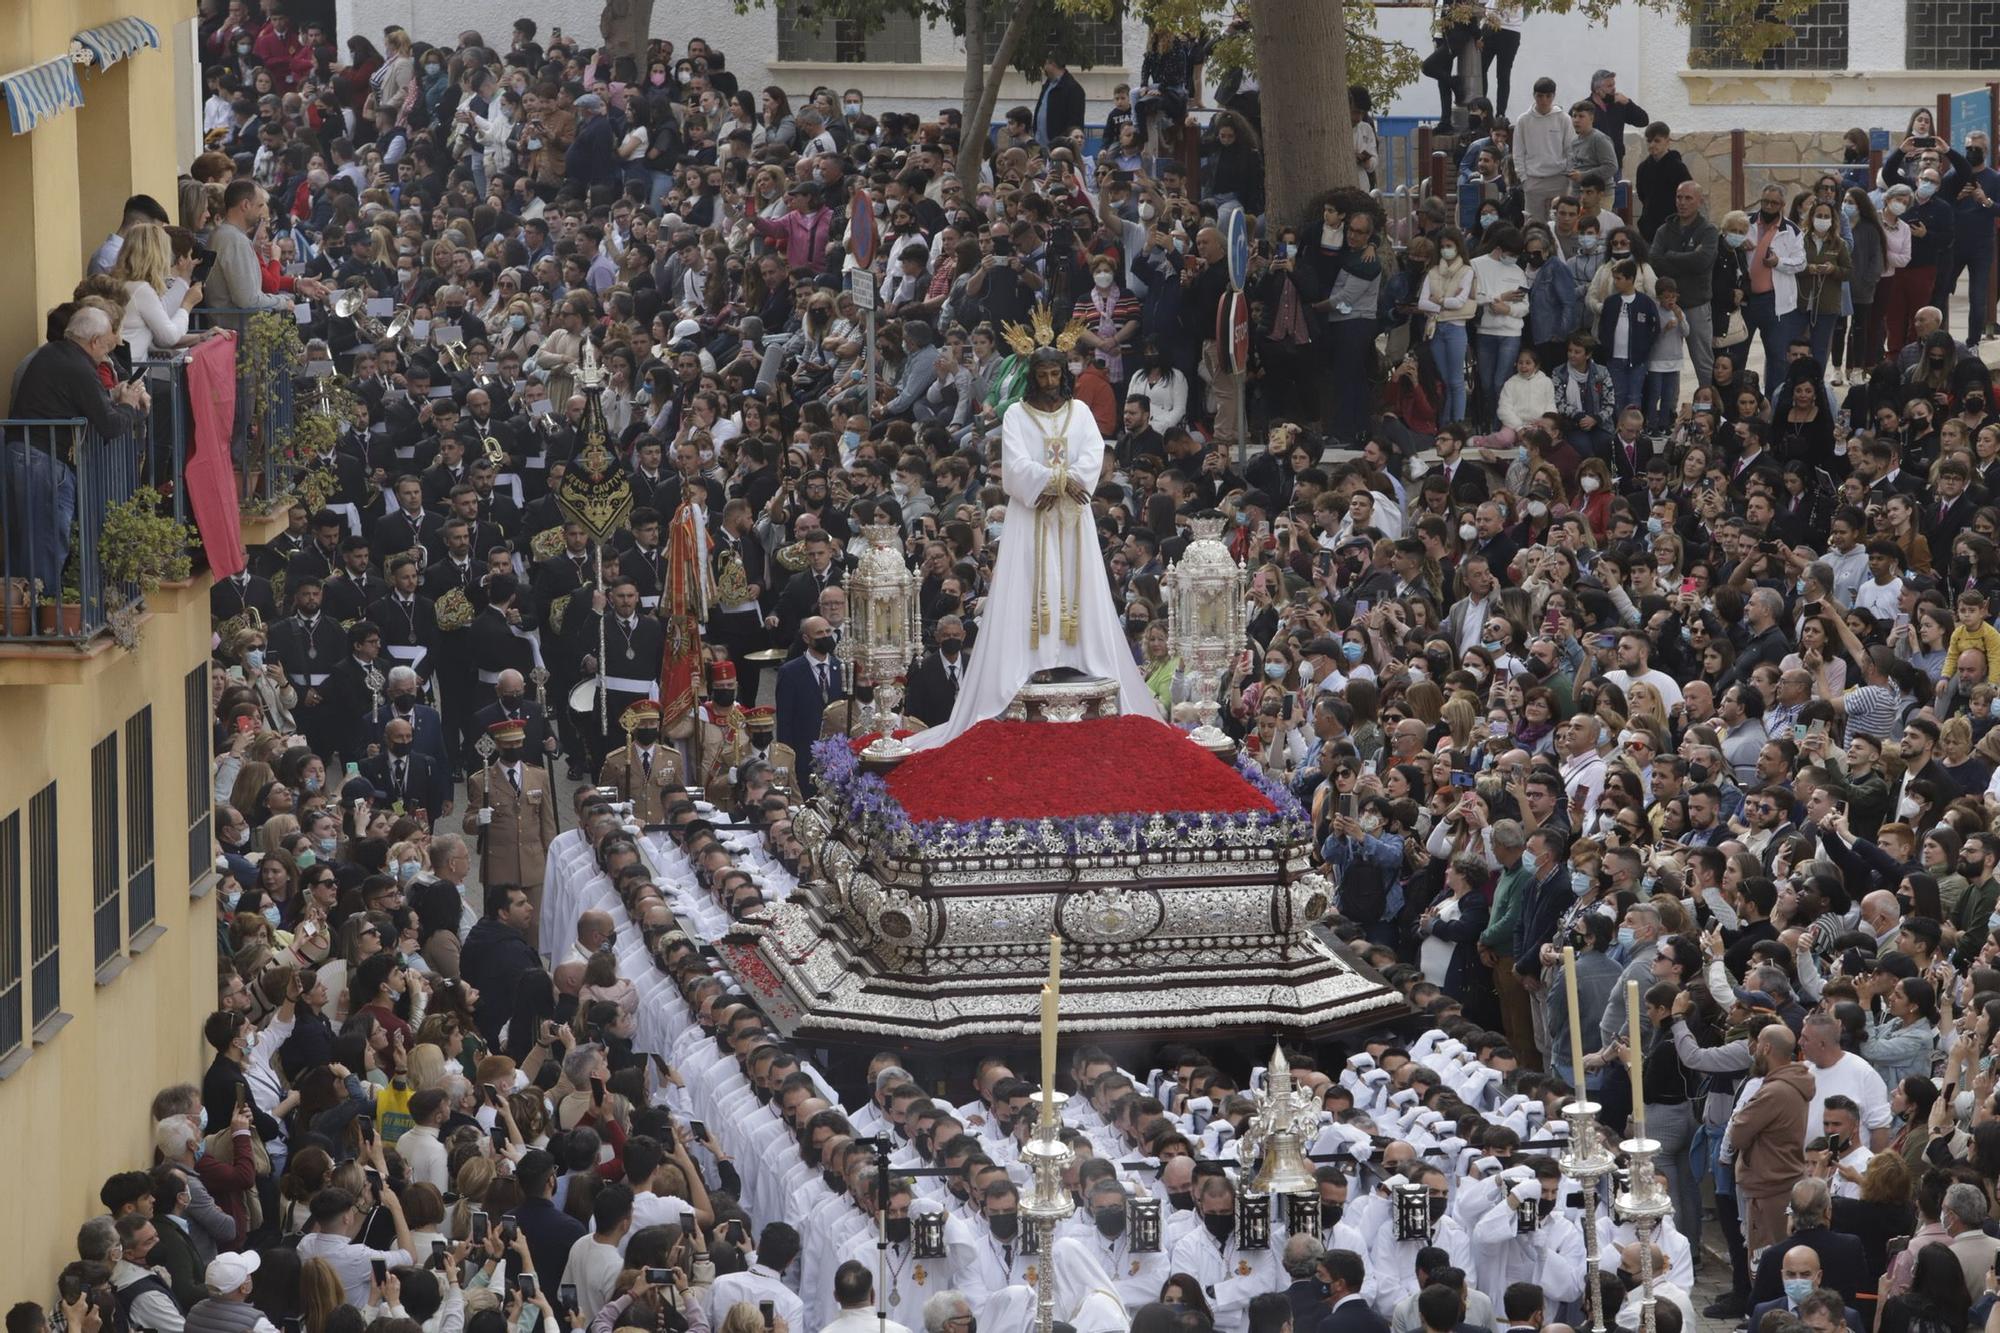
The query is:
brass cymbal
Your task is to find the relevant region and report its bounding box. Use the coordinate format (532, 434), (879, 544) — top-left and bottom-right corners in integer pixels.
(745, 647), (788, 663)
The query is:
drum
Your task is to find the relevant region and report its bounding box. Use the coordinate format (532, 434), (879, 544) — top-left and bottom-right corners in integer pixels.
(568, 678), (602, 714)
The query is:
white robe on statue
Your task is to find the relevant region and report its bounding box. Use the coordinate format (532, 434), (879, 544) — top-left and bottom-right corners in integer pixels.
(907, 395), (1160, 750)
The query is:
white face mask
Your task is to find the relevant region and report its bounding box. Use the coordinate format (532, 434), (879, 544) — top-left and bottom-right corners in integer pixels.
(1580, 475), (1601, 493)
(1889, 200), (1908, 217)
(1527, 499), (1549, 516)
(1138, 202), (1157, 221)
(1812, 216), (1833, 233)
(1458, 522), (1478, 542)
(1439, 246), (1458, 261)
(1093, 270), (1114, 289)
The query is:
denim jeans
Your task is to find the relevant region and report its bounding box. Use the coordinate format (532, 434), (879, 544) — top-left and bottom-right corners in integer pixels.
(1743, 289), (1782, 380)
(4, 441), (76, 596)
(1645, 1098), (1703, 1257)
(1643, 370), (1680, 433)
(1429, 320), (1469, 425)
(1608, 357), (1646, 414)
(1476, 332), (1520, 427)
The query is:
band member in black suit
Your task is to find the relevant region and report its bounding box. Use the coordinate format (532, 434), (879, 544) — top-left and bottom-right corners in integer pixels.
(771, 530), (842, 650)
(618, 508), (669, 612)
(565, 575), (665, 771)
(284, 509), (346, 590)
(423, 517), (486, 764)
(529, 521), (600, 778)
(708, 497), (772, 701)
(465, 574), (540, 714)
(369, 555), (442, 688)
(321, 620), (389, 769)
(373, 476), (446, 568)
(210, 568), (278, 627)
(265, 577), (350, 761)
(322, 537), (384, 623)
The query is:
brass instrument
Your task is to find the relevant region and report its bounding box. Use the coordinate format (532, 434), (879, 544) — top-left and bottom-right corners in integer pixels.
(330, 288), (392, 346)
(437, 336), (470, 374)
(479, 432), (506, 470)
(381, 306), (415, 354)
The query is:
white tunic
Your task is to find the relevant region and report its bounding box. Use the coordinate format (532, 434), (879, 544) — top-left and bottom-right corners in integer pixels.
(907, 396), (1160, 751)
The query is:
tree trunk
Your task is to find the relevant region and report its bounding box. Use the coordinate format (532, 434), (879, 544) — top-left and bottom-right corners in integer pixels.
(956, 0), (1033, 186)
(600, 0), (657, 63)
(1248, 0), (1354, 228)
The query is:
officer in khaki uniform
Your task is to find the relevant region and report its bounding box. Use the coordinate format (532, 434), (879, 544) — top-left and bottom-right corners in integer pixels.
(597, 698), (684, 824)
(737, 706), (799, 794)
(694, 659), (750, 795)
(463, 717), (560, 910)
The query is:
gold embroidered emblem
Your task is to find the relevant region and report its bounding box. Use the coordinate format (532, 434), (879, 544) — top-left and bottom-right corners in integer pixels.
(1130, 1261), (1142, 1277)
(914, 1266), (927, 1285)
(1025, 1267), (1039, 1286)
(1236, 1260), (1253, 1277)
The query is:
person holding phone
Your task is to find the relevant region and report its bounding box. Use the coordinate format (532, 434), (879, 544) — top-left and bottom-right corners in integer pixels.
(293, 1134), (418, 1306)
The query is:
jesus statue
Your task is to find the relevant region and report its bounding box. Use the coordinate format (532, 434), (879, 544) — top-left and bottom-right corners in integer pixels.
(907, 347), (1162, 751)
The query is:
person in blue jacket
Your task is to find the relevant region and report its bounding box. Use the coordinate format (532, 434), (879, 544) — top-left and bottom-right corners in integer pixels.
(1596, 259), (1661, 413)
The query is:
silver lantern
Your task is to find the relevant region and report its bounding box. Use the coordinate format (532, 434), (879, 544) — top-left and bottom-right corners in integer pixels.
(1163, 515), (1246, 752)
(839, 523), (923, 755)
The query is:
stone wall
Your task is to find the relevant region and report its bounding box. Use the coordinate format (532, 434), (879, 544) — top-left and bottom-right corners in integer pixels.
(1671, 130), (1862, 215)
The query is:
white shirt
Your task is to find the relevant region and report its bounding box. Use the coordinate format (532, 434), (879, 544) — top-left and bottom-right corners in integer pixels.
(1560, 748), (1607, 813)
(560, 1234), (628, 1321)
(1804, 1051), (1893, 1141)
(1602, 667), (1683, 709)
(295, 1232), (414, 1308)
(396, 1123), (448, 1189)
(708, 1264), (803, 1332)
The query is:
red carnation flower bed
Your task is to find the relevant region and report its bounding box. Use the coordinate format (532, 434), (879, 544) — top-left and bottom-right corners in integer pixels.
(885, 715), (1275, 823)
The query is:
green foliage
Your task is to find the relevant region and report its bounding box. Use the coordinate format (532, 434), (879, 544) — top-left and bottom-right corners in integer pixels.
(101, 488), (195, 599)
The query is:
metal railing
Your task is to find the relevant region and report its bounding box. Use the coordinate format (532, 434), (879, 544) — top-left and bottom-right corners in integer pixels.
(193, 307), (301, 509)
(0, 420), (142, 643)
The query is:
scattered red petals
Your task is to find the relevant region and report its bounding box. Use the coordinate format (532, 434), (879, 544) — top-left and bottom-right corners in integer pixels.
(884, 715), (1275, 823)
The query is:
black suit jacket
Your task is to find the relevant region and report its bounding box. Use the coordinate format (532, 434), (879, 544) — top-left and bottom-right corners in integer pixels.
(373, 508), (446, 566)
(1285, 1281), (1326, 1333)
(285, 541), (344, 590)
(1435, 459), (1490, 508)
(1314, 1297), (1390, 1333)
(322, 655), (384, 763)
(1036, 70), (1086, 143)
(465, 608), (538, 710)
(466, 699), (555, 772)
(775, 565), (842, 646)
(1750, 1227), (1870, 1308)
(323, 570), (386, 624)
(210, 572), (278, 626)
(1606, 432), (1655, 486)
(904, 649), (964, 728)
(369, 591), (443, 681)
(362, 748), (450, 820)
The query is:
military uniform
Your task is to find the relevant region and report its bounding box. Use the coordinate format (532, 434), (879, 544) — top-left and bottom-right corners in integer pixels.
(462, 719), (560, 908)
(598, 744), (685, 823)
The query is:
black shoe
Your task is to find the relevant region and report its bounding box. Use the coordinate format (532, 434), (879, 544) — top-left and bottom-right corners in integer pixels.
(1703, 1292), (1749, 1319)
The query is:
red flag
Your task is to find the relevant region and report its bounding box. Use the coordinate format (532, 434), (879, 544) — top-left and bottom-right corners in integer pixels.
(657, 500), (709, 725)
(185, 333), (247, 578)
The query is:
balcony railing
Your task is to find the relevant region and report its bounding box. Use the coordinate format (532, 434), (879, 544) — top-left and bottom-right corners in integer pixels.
(0, 317), (304, 646)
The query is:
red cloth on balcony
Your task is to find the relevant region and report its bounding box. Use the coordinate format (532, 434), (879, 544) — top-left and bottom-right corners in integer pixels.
(186, 333), (247, 578)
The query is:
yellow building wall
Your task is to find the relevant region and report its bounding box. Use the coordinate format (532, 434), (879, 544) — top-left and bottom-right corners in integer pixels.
(0, 0), (226, 1306)
(0, 583), (220, 1307)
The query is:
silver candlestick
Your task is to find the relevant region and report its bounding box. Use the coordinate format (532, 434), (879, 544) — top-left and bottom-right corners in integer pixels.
(1021, 1090), (1075, 1333)
(1614, 1135), (1673, 1333)
(1560, 1102), (1617, 1333)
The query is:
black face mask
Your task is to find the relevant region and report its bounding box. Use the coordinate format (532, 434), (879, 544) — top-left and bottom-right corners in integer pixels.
(497, 693), (522, 711)
(811, 635), (837, 656)
(948, 1181), (970, 1203)
(1537, 1197), (1557, 1218)
(1095, 1206), (1128, 1239)
(939, 637), (964, 656)
(750, 730), (775, 749)
(1167, 1190), (1195, 1212)
(823, 1169), (845, 1193)
(633, 728), (660, 746)
(393, 693), (418, 712)
(497, 746), (524, 763)
(389, 741), (412, 757)
(1972, 147), (1989, 169)
(884, 1217), (912, 1245)
(1319, 1202), (1343, 1229)
(713, 691), (736, 708)
(1428, 1196), (1448, 1223)
(988, 1213), (1020, 1241)
(1203, 1212), (1235, 1242)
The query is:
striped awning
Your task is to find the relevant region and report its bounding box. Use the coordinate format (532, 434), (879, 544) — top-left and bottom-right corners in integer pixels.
(74, 17), (162, 70)
(1, 55), (84, 136)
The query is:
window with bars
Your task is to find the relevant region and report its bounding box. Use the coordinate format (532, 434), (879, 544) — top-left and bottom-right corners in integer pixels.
(185, 666), (211, 885)
(1689, 0), (1848, 69)
(30, 784), (57, 1030)
(125, 708), (154, 936)
(91, 735), (121, 969)
(0, 812), (19, 1063)
(977, 11), (1123, 65)
(775, 1), (923, 63)
(1906, 0), (2000, 69)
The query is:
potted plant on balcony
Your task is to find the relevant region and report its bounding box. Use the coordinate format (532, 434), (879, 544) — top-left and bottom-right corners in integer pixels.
(99, 487), (194, 649)
(36, 526), (84, 637)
